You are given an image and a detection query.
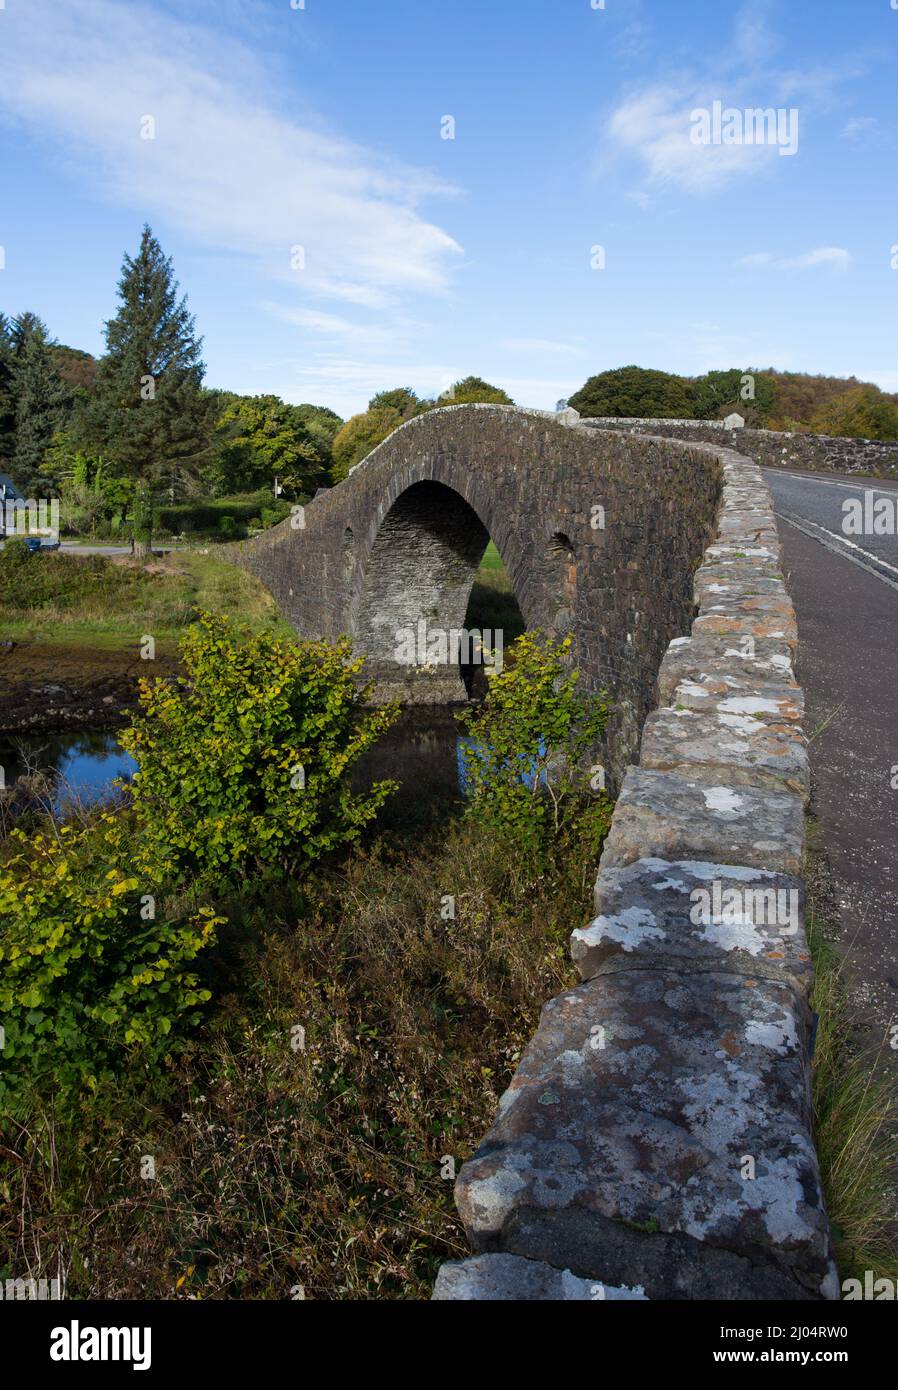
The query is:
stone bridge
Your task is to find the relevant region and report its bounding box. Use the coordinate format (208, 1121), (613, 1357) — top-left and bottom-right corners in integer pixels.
(234, 404), (722, 784)
(235, 405), (833, 1301)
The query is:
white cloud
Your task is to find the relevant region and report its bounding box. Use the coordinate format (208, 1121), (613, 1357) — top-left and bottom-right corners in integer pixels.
(605, 86), (790, 194)
(601, 4), (869, 194)
(0, 0), (463, 310)
(736, 247), (852, 272)
(498, 338), (584, 356)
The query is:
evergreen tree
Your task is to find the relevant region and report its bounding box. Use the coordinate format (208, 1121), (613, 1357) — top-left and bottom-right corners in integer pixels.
(0, 314), (16, 468)
(85, 226), (215, 553)
(10, 318), (71, 494)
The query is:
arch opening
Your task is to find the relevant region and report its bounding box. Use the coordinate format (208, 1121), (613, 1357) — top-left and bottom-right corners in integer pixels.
(354, 480), (525, 699)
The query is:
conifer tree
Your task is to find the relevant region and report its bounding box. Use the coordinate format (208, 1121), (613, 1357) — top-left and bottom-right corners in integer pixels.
(86, 226), (215, 554)
(0, 314), (16, 469)
(10, 314), (70, 494)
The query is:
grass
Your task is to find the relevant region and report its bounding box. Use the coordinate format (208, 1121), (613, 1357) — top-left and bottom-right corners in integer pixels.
(0, 548), (292, 651)
(808, 903), (898, 1282)
(465, 541), (526, 643)
(0, 801), (604, 1300)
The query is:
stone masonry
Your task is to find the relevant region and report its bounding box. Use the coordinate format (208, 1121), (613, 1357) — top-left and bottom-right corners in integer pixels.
(232, 405), (722, 788)
(585, 416), (898, 481)
(434, 431), (837, 1302)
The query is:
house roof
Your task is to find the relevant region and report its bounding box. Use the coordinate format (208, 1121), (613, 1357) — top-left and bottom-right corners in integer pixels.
(0, 473), (26, 500)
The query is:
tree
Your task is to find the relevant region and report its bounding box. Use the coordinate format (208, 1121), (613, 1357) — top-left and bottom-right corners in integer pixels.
(120, 613), (398, 885)
(83, 226), (215, 554)
(291, 402), (343, 471)
(690, 368), (776, 425)
(569, 366), (694, 419)
(435, 376), (513, 407)
(369, 387), (419, 417)
(0, 314), (16, 468)
(458, 632), (611, 861)
(208, 394), (325, 498)
(11, 327), (71, 494)
(331, 406), (404, 482)
(810, 386), (898, 442)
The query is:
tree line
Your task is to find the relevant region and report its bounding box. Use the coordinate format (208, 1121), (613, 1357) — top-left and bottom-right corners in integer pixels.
(0, 227), (344, 553)
(567, 365), (898, 440)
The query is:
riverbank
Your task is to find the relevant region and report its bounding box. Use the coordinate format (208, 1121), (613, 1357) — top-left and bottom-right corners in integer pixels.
(0, 641), (180, 736)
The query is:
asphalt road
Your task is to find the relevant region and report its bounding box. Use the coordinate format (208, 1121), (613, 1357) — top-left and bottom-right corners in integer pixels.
(763, 466), (898, 1061)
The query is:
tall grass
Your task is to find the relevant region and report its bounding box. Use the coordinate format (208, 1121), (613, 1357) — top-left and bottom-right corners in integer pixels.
(809, 907), (898, 1281)
(0, 806), (601, 1299)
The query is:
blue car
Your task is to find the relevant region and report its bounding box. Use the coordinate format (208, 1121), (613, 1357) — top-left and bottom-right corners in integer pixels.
(19, 536), (60, 553)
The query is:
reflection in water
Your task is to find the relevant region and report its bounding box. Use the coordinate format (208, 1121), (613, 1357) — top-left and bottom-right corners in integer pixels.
(1, 712), (536, 824)
(1, 713), (472, 822)
(0, 730), (137, 814)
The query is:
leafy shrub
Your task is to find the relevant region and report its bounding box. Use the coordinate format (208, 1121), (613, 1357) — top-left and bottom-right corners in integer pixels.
(569, 366), (695, 419)
(458, 632), (611, 857)
(0, 816), (221, 1098)
(120, 614), (399, 886)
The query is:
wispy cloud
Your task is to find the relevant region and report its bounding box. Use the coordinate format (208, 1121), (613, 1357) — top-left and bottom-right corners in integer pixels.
(601, 2), (870, 194)
(0, 0), (463, 311)
(498, 338), (585, 357)
(736, 247), (852, 271)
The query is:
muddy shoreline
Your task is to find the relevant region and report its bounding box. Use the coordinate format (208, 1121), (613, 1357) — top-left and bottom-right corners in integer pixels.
(0, 642), (182, 736)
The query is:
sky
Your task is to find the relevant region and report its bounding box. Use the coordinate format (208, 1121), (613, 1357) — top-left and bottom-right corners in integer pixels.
(0, 0), (896, 419)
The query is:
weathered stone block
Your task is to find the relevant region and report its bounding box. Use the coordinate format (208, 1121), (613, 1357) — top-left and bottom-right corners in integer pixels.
(600, 767), (805, 874)
(693, 605), (798, 651)
(656, 634), (796, 707)
(431, 1252), (648, 1301)
(572, 856), (812, 996)
(639, 704), (809, 798)
(455, 971), (838, 1300)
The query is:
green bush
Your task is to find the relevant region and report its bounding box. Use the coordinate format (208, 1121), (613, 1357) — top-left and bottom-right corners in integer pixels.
(0, 816), (221, 1098)
(458, 632), (611, 857)
(569, 366), (695, 419)
(120, 614), (399, 887)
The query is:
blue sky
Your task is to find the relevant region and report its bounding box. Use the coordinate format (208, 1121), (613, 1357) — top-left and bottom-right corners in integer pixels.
(0, 0), (895, 418)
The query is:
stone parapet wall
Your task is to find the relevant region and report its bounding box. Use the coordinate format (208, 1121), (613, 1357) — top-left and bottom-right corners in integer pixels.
(434, 437), (837, 1302)
(582, 416), (898, 480)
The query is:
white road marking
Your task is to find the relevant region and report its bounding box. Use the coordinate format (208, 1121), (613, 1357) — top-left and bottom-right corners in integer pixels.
(767, 469), (898, 495)
(775, 510), (898, 593)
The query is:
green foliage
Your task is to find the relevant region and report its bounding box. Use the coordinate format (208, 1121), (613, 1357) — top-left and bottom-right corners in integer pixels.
(810, 385), (898, 442)
(120, 614), (399, 886)
(0, 816), (221, 1098)
(436, 375), (513, 407)
(0, 546), (185, 615)
(690, 368), (777, 424)
(11, 321), (72, 494)
(331, 406), (404, 482)
(458, 631), (611, 857)
(208, 394), (326, 498)
(153, 489), (290, 538)
(368, 387), (419, 417)
(569, 365), (695, 419)
(79, 226), (216, 496)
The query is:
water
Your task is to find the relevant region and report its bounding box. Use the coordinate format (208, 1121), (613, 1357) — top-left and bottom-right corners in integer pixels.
(0, 730), (137, 815)
(0, 712), (471, 820)
(0, 711), (555, 822)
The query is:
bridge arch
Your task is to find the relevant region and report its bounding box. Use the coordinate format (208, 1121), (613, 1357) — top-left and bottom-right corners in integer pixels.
(233, 405), (724, 782)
